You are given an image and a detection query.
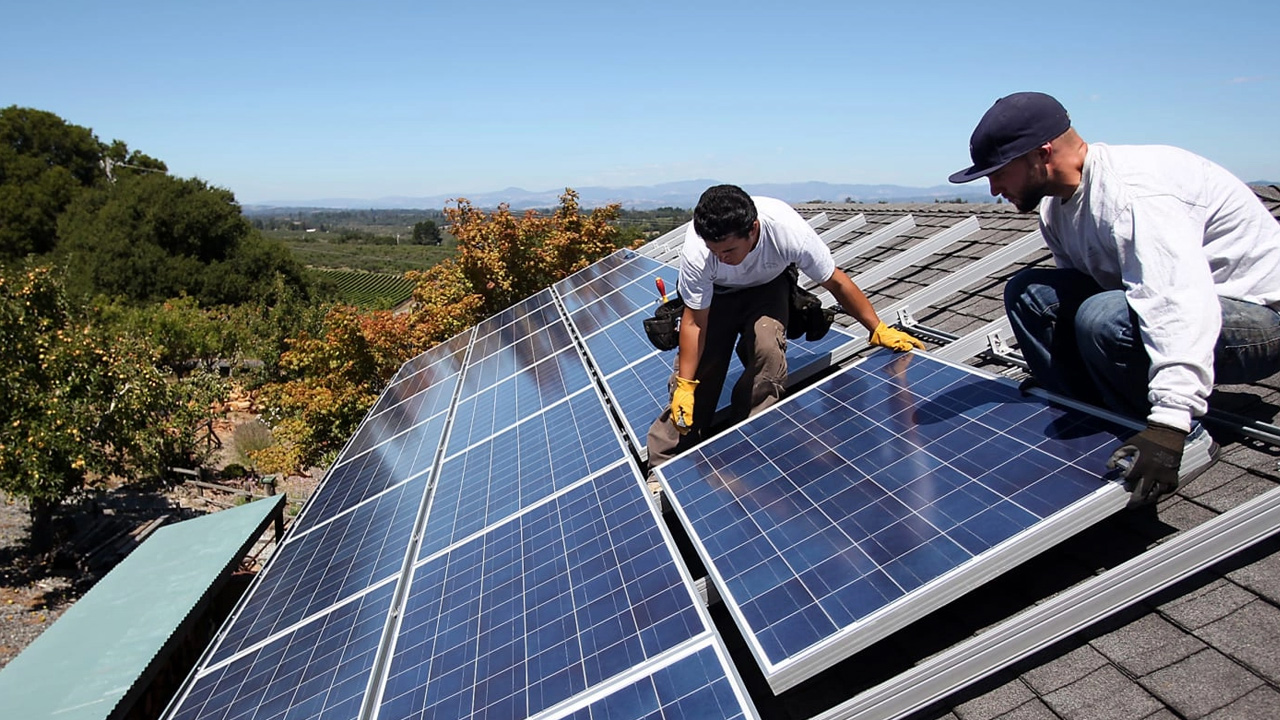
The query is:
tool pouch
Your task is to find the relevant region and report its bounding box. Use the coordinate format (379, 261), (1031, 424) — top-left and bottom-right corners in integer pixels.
(643, 294), (685, 351)
(785, 265), (836, 342)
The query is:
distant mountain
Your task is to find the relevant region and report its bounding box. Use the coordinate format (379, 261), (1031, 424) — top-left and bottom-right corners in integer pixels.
(244, 179), (995, 213)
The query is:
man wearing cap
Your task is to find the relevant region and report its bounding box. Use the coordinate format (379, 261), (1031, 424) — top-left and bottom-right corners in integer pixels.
(645, 183), (924, 469)
(950, 91), (1280, 504)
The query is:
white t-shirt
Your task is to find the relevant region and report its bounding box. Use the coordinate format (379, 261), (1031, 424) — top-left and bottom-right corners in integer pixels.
(677, 196), (836, 311)
(1040, 143), (1280, 430)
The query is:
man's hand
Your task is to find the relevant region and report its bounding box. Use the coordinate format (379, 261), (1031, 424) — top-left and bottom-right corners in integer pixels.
(869, 322), (925, 352)
(670, 376), (699, 434)
(1107, 423), (1186, 506)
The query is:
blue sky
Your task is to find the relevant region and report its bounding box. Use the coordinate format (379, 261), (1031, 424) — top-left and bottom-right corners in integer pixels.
(4, 0), (1276, 205)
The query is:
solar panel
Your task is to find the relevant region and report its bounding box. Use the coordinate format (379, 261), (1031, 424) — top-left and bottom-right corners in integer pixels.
(207, 475), (427, 665)
(388, 329), (471, 386)
(168, 251), (763, 719)
(557, 641), (755, 720)
(422, 387), (629, 558)
(446, 347), (592, 456)
(654, 350), (1133, 691)
(377, 462), (755, 720)
(168, 581), (396, 720)
(294, 413), (445, 529)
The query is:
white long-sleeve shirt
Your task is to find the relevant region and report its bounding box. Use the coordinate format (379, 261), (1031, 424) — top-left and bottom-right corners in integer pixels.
(1040, 143), (1280, 431)
(677, 196), (835, 311)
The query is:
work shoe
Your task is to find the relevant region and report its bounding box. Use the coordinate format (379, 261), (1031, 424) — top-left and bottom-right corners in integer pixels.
(1178, 422), (1220, 485)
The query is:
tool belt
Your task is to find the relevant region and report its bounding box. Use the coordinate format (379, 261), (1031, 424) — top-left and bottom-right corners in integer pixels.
(643, 294), (684, 351)
(785, 265), (836, 342)
(642, 267), (836, 351)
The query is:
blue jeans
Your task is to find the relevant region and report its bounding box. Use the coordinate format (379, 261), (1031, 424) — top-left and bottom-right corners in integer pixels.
(1004, 268), (1280, 420)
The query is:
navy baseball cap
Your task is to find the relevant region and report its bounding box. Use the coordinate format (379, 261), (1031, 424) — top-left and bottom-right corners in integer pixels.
(949, 92), (1071, 183)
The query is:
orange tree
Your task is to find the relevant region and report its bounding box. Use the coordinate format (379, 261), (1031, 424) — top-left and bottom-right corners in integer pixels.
(255, 189), (633, 471)
(0, 266), (225, 548)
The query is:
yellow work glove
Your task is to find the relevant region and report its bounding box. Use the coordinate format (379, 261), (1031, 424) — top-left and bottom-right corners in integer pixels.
(670, 376), (698, 434)
(869, 322), (925, 352)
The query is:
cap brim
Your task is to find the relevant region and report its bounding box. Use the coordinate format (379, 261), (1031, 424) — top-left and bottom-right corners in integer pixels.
(948, 159), (1009, 184)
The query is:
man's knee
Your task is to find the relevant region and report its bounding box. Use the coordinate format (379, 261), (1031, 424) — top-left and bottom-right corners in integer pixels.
(1075, 291), (1135, 351)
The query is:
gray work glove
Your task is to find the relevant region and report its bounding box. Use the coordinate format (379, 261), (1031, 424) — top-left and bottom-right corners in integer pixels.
(1107, 423), (1186, 506)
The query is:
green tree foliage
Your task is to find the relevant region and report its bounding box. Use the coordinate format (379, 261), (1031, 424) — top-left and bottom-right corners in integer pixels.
(412, 219), (441, 245)
(56, 172), (311, 306)
(0, 266), (225, 547)
(0, 107), (105, 260)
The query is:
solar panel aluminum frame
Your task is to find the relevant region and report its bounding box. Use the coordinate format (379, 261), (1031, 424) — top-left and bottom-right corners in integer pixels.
(533, 637), (760, 720)
(655, 351), (1138, 693)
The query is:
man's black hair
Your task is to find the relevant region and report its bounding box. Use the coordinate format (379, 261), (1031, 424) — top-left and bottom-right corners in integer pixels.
(693, 184), (757, 243)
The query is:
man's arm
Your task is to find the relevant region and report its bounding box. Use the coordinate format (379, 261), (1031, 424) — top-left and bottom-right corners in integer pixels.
(677, 305), (710, 379)
(668, 305), (710, 432)
(820, 268), (879, 332)
(820, 269), (924, 351)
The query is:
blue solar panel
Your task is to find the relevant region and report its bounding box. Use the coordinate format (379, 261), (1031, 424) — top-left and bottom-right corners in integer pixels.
(390, 329), (471, 385)
(462, 322), (576, 398)
(167, 582), (394, 720)
(447, 347), (593, 455)
(422, 387), (629, 559)
(295, 413), (446, 530)
(595, 325), (858, 455)
(471, 290), (559, 354)
(208, 475), (426, 664)
(338, 381), (456, 463)
(556, 251), (661, 313)
(655, 351), (1131, 690)
(379, 463), (718, 720)
(562, 643), (754, 720)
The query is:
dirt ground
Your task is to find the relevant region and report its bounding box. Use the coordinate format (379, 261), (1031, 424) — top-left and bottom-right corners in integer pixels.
(0, 409), (321, 670)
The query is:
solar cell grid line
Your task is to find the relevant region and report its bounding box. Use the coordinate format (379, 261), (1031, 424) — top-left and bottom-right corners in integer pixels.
(553, 248), (649, 300)
(446, 346), (595, 458)
(421, 385), (633, 560)
(164, 580), (396, 720)
(556, 252), (670, 316)
(336, 379), (458, 464)
(472, 288), (556, 341)
(374, 333), (471, 415)
(389, 327), (472, 385)
(553, 640), (757, 720)
(655, 350), (1135, 692)
(291, 414), (447, 534)
(461, 321), (576, 399)
(205, 472), (430, 666)
(373, 462), (748, 720)
(470, 300), (565, 363)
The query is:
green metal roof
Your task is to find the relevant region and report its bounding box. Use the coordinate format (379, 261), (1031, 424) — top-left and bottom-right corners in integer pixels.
(0, 495), (284, 720)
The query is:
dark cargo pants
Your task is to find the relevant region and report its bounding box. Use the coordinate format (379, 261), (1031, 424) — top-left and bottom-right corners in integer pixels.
(645, 271), (790, 470)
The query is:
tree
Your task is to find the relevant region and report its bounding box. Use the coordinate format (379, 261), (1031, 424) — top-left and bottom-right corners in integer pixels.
(436, 188), (631, 317)
(255, 189), (633, 471)
(0, 266), (225, 548)
(0, 107), (105, 260)
(56, 172), (311, 306)
(255, 305), (420, 470)
(412, 219), (442, 245)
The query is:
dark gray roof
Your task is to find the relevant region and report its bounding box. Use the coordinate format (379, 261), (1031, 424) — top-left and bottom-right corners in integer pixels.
(758, 187), (1280, 719)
